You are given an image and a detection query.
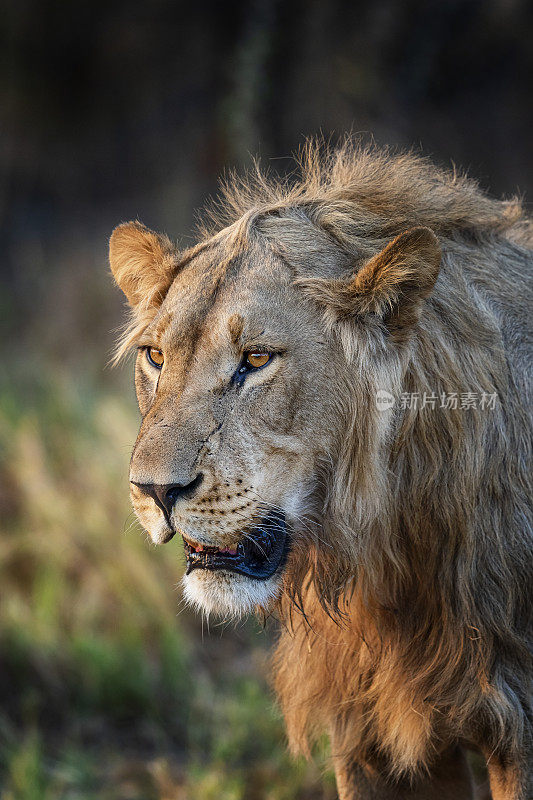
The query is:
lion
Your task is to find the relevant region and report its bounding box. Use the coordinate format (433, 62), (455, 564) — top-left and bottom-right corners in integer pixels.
(109, 141), (532, 799)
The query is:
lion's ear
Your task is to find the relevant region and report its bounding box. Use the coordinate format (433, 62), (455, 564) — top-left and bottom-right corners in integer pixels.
(109, 221), (178, 309)
(300, 227), (441, 340)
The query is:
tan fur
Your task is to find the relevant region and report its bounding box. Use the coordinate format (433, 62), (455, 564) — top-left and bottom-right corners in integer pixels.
(110, 140), (532, 799)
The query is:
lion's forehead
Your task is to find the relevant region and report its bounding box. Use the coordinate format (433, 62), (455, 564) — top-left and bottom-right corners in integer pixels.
(151, 245), (302, 353)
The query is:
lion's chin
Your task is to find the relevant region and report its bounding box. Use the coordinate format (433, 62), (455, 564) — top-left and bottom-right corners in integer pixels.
(182, 569), (282, 618)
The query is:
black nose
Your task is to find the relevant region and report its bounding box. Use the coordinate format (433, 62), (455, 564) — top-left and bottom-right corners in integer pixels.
(132, 473), (204, 521)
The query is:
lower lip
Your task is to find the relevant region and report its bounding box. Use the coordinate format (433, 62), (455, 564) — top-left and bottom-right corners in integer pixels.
(183, 516), (288, 581)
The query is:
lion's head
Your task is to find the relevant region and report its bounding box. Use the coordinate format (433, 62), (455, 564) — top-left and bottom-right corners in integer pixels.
(110, 145), (451, 618)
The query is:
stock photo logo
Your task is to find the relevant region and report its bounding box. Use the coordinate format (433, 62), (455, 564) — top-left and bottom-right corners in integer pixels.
(375, 390), (499, 412)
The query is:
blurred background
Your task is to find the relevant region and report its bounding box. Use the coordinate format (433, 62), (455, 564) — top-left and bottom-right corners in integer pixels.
(0, 0), (531, 797)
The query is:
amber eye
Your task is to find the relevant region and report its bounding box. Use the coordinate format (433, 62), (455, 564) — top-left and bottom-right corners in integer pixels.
(245, 351), (271, 369)
(146, 347), (164, 368)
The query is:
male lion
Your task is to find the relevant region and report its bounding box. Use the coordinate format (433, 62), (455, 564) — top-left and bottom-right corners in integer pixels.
(109, 142), (532, 799)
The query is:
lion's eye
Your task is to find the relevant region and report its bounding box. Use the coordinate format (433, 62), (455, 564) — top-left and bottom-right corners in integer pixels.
(245, 352), (271, 369)
(234, 350), (274, 385)
(146, 347), (164, 369)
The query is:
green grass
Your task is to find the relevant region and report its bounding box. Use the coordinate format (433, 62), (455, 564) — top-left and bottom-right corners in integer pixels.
(0, 366), (335, 799)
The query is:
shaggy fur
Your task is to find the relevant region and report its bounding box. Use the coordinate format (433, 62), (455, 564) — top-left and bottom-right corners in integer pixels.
(110, 140), (532, 799)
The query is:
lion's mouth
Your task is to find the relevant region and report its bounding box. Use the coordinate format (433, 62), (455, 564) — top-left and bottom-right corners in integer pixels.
(183, 513), (288, 580)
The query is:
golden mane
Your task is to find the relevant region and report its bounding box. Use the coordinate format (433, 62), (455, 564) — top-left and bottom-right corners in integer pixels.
(251, 145), (532, 784)
(186, 143), (531, 785)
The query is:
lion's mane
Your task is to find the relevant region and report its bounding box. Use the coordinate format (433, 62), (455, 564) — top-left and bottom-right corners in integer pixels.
(197, 140), (532, 778)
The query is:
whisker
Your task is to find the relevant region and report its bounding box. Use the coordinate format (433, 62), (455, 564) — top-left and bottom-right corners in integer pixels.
(240, 531), (268, 558)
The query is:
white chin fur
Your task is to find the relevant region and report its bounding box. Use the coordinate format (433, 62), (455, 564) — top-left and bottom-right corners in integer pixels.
(182, 569), (281, 619)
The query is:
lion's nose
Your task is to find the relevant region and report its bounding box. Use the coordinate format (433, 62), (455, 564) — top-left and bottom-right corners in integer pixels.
(132, 473), (204, 520)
